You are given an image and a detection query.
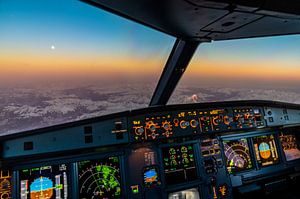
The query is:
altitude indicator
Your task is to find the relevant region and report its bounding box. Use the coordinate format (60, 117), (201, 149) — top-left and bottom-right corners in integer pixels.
(19, 164), (68, 199)
(253, 134), (279, 167)
(223, 139), (253, 174)
(78, 157), (122, 199)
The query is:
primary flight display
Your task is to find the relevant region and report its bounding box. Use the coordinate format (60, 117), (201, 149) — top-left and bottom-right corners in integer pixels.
(19, 164), (68, 199)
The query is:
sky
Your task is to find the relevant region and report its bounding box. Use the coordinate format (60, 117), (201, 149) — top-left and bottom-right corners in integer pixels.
(0, 0), (300, 89)
(0, 0), (174, 86)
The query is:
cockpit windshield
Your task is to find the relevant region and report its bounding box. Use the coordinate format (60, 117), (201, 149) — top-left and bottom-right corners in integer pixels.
(169, 35), (300, 104)
(0, 0), (174, 135)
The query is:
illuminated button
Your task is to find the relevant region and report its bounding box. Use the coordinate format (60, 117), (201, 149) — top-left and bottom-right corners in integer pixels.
(131, 185), (139, 194)
(163, 131), (173, 138)
(202, 150), (210, 156)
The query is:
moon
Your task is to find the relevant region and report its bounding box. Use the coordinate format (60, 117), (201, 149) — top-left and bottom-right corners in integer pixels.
(51, 45), (55, 50)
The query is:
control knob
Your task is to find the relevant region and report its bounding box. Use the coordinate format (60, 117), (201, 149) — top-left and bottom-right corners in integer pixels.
(135, 127), (144, 135)
(190, 119), (199, 128)
(162, 121), (172, 131)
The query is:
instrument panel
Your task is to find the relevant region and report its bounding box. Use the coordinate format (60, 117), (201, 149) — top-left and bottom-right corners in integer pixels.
(1, 101), (300, 199)
(130, 107), (265, 141)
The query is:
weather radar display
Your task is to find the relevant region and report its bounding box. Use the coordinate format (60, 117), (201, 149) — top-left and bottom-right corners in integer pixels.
(223, 139), (253, 174)
(78, 156), (122, 199)
(19, 164), (68, 199)
(253, 134), (279, 167)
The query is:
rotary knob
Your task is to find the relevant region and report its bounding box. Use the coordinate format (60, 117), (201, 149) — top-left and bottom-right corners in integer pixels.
(149, 124), (156, 132)
(135, 127), (144, 135)
(180, 120), (190, 129)
(146, 121), (157, 132)
(162, 121), (172, 131)
(190, 119), (199, 128)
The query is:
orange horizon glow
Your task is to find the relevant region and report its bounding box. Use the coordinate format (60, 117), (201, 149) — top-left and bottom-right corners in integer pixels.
(0, 52), (166, 78)
(187, 58), (300, 81)
(1, 53), (299, 83)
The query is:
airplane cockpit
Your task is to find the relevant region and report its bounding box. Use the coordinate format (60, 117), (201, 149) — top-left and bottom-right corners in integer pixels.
(1, 0), (300, 198)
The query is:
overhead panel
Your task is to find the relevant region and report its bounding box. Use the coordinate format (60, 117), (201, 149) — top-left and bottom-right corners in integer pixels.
(210, 16), (300, 40)
(167, 0), (229, 38)
(83, 0), (300, 41)
(201, 12), (263, 33)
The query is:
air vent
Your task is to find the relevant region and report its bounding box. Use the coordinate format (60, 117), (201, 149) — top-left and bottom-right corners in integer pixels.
(85, 135), (93, 144)
(84, 126), (93, 134)
(24, 142), (33, 150)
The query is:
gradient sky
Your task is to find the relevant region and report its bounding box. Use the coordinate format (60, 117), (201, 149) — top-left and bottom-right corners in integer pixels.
(0, 0), (300, 88)
(0, 0), (174, 85)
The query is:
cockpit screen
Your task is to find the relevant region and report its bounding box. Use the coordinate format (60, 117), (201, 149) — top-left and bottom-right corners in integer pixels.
(162, 144), (197, 185)
(0, 170), (12, 199)
(168, 188), (200, 199)
(253, 134), (279, 167)
(78, 156), (122, 199)
(19, 164), (68, 199)
(223, 139), (253, 174)
(279, 133), (300, 161)
(143, 166), (159, 188)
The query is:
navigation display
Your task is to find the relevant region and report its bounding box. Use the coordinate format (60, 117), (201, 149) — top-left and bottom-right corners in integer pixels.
(279, 133), (300, 161)
(253, 134), (279, 167)
(162, 144), (197, 185)
(0, 170), (12, 199)
(19, 164), (68, 199)
(223, 139), (253, 174)
(78, 156), (122, 199)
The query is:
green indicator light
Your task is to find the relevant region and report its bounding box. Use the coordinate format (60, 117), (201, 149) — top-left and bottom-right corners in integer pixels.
(55, 184), (63, 189)
(131, 185), (139, 194)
